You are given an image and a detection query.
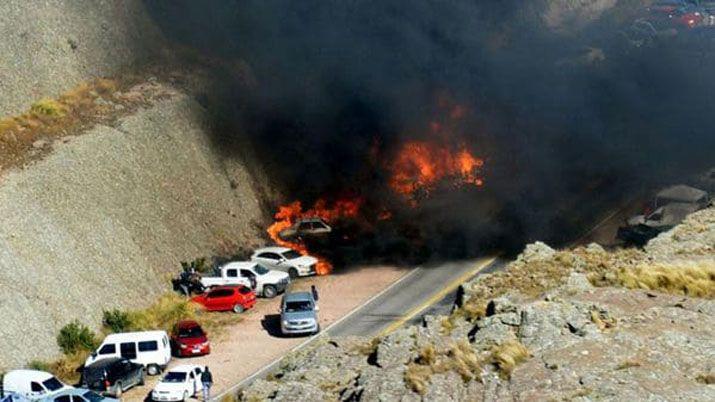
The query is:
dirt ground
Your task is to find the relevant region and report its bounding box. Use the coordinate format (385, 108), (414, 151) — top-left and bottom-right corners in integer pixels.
(123, 264), (408, 402)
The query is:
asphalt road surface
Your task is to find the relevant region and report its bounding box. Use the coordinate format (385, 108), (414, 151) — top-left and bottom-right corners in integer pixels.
(216, 256), (503, 399)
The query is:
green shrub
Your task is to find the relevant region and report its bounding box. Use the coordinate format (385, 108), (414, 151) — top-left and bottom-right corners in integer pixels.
(103, 309), (132, 333)
(57, 321), (97, 355)
(30, 99), (65, 117)
(180, 257), (212, 273)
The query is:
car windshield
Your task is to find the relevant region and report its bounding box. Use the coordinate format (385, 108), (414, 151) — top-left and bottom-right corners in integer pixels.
(285, 301), (313, 312)
(162, 372), (187, 383)
(179, 326), (204, 338)
(254, 264), (270, 275)
(82, 391), (106, 402)
(42, 377), (64, 391)
(282, 250), (302, 260)
(238, 286), (252, 295)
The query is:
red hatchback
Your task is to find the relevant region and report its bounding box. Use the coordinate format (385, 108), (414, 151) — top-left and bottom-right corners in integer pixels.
(171, 320), (210, 357)
(191, 285), (256, 313)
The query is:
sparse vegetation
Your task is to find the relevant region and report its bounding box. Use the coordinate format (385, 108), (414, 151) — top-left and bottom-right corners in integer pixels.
(490, 340), (530, 379)
(404, 341), (483, 395)
(181, 257), (212, 274)
(30, 99), (65, 117)
(590, 308), (617, 330)
(56, 320), (98, 355)
(696, 372), (715, 385)
(590, 261), (715, 298)
(102, 309), (132, 332)
(616, 359), (642, 370)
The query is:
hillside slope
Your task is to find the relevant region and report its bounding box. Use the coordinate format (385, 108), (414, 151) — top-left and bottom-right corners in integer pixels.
(0, 0), (162, 116)
(0, 85), (269, 369)
(241, 207), (715, 401)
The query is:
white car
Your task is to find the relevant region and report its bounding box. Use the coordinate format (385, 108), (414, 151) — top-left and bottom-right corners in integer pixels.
(1, 370), (72, 401)
(199, 261), (290, 298)
(85, 331), (171, 375)
(150, 365), (203, 402)
(251, 247), (318, 278)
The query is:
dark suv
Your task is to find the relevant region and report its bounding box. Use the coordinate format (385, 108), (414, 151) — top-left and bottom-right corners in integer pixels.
(81, 357), (145, 397)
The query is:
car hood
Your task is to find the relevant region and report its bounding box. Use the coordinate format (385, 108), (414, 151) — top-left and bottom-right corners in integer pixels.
(262, 270), (289, 282)
(289, 255), (318, 266)
(283, 310), (316, 321)
(153, 382), (189, 394)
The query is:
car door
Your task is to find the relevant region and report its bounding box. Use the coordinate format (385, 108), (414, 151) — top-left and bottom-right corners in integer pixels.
(206, 288), (232, 310)
(255, 252), (282, 270)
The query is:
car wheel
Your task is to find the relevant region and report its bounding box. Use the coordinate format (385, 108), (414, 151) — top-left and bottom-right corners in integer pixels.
(263, 285), (277, 298)
(288, 268), (299, 279)
(182, 391), (189, 402)
(233, 304), (245, 314)
(314, 324), (321, 335)
(113, 382), (123, 398)
(147, 364), (160, 376)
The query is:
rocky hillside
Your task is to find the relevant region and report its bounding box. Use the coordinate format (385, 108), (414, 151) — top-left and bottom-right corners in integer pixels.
(240, 207), (715, 401)
(0, 79), (272, 370)
(0, 0), (163, 116)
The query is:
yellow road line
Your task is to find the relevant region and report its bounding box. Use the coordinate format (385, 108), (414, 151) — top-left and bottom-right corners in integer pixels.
(378, 256), (497, 337)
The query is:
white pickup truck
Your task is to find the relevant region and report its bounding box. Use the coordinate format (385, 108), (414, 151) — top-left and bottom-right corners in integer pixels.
(199, 262), (289, 298)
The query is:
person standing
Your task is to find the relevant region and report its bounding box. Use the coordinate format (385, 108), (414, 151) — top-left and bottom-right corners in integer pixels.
(201, 366), (213, 400)
(451, 284), (465, 313)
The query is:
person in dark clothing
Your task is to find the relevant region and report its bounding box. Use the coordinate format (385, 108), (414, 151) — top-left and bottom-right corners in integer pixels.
(201, 366), (213, 400)
(311, 285), (319, 301)
(451, 284), (465, 313)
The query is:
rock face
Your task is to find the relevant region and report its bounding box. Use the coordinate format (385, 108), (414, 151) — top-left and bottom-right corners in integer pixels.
(0, 0), (163, 116)
(0, 92), (269, 369)
(240, 207), (715, 401)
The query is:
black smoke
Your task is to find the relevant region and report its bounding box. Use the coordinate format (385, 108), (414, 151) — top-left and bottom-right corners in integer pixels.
(143, 0), (715, 261)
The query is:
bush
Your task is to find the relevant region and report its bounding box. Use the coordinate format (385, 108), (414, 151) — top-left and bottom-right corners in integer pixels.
(128, 293), (198, 332)
(181, 257), (212, 274)
(57, 321), (97, 355)
(28, 360), (52, 372)
(103, 309), (131, 333)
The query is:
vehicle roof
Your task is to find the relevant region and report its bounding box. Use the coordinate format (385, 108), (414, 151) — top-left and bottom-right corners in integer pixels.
(254, 246), (292, 254)
(103, 330), (167, 342)
(221, 261), (259, 269)
(296, 216), (327, 223)
(284, 291), (314, 302)
(168, 365), (202, 374)
(3, 370), (54, 382)
(85, 357), (125, 369)
(656, 184), (708, 202)
(47, 388), (95, 397)
(176, 320), (201, 329)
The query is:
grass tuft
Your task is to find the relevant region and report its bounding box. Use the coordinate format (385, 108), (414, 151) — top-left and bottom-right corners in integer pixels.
(696, 372), (715, 384)
(30, 99), (65, 117)
(490, 340), (530, 379)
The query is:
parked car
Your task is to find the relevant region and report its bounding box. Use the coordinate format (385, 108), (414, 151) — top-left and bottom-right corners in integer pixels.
(1, 370), (72, 401)
(170, 320), (210, 357)
(199, 261), (289, 298)
(85, 331), (171, 376)
(38, 388), (117, 402)
(278, 217), (332, 240)
(191, 285), (256, 313)
(150, 365), (204, 402)
(280, 290), (320, 336)
(80, 357), (144, 398)
(251, 247), (318, 279)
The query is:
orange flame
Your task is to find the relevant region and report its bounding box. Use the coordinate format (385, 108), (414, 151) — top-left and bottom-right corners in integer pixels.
(266, 198), (363, 275)
(388, 141), (484, 198)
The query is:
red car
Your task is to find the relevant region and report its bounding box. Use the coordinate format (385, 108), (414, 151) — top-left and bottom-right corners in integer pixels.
(191, 285), (256, 313)
(171, 320), (211, 357)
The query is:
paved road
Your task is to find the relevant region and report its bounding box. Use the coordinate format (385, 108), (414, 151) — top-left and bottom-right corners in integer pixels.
(215, 256), (502, 399)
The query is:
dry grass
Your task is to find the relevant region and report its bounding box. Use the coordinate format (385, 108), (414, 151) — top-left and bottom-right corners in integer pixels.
(590, 308), (617, 331)
(591, 260), (715, 298)
(404, 341), (482, 395)
(615, 359), (642, 370)
(696, 372), (715, 384)
(490, 340), (530, 379)
(29, 350), (89, 384)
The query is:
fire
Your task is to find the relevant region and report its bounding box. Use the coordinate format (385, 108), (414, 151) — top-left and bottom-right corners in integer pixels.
(388, 141), (484, 198)
(266, 197), (363, 275)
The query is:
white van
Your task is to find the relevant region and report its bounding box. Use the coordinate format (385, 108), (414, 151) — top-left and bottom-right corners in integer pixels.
(85, 331), (171, 375)
(1, 370), (72, 400)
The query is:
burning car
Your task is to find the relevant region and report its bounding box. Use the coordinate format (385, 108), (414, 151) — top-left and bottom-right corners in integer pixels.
(278, 217), (332, 240)
(617, 184), (711, 245)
